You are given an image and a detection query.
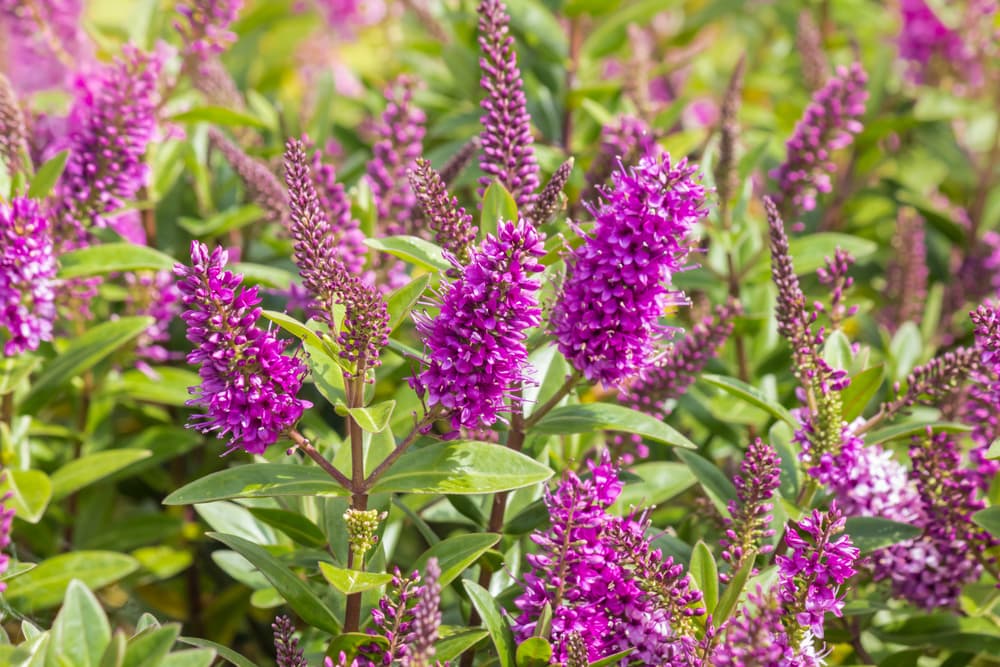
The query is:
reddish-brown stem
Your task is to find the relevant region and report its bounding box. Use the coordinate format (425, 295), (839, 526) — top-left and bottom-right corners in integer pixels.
(289, 430), (352, 490)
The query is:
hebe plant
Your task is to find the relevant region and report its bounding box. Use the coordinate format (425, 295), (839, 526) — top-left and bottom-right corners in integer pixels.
(0, 0), (999, 665)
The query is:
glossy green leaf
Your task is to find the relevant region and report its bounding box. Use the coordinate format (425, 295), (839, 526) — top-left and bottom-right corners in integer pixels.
(864, 421), (970, 445)
(48, 580), (111, 667)
(689, 541), (719, 613)
(163, 464), (348, 505)
(463, 580), (516, 667)
(177, 204), (263, 235)
(229, 262), (294, 289)
(117, 367), (201, 407)
(0, 354), (40, 394)
(260, 310), (325, 350)
(4, 551), (140, 612)
(369, 441), (552, 495)
(58, 244), (176, 279)
(159, 649), (216, 667)
(515, 637), (552, 666)
(589, 649), (636, 667)
(700, 374), (796, 425)
(51, 449), (152, 501)
(20, 316), (154, 414)
(972, 506), (1000, 538)
(365, 236), (449, 272)
(889, 322), (923, 381)
(305, 338), (347, 406)
(481, 180), (518, 239)
(121, 624), (179, 667)
(534, 403), (696, 448)
(208, 532), (341, 635)
(28, 150), (69, 199)
(178, 638), (256, 667)
(435, 629), (488, 663)
(750, 233), (877, 280)
(611, 462), (695, 513)
(318, 562), (393, 594)
(0, 469), (52, 523)
(247, 508), (327, 548)
(170, 105), (269, 129)
(713, 556), (755, 625)
(840, 365), (884, 421)
(386, 274), (431, 333)
(411, 533), (501, 587)
(347, 400), (395, 433)
(845, 516), (922, 554)
(676, 450), (738, 517)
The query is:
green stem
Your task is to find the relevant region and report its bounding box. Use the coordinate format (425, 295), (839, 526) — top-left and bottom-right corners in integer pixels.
(523, 371), (582, 430)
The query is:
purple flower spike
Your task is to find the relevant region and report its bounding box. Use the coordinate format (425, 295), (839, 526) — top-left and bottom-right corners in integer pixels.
(175, 0), (243, 59)
(0, 197), (57, 356)
(777, 503), (859, 638)
(310, 144), (367, 277)
(357, 568), (421, 666)
(412, 219), (544, 431)
(367, 76), (426, 236)
(404, 558), (442, 667)
(125, 270), (181, 366)
(552, 150), (705, 387)
(581, 115), (657, 206)
(174, 242), (311, 455)
(477, 0), (540, 207)
(0, 0), (90, 95)
(0, 74), (28, 175)
(719, 438), (781, 581)
(770, 62), (868, 222)
(272, 615), (307, 667)
(54, 44), (163, 238)
(0, 477), (14, 592)
(408, 157), (476, 264)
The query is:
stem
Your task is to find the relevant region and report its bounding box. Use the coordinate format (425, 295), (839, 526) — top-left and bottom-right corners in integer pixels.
(1, 392), (12, 427)
(289, 430), (352, 489)
(65, 370), (93, 546)
(344, 367), (368, 634)
(523, 371), (582, 430)
(561, 18), (582, 154)
(362, 416), (431, 491)
(843, 617), (874, 665)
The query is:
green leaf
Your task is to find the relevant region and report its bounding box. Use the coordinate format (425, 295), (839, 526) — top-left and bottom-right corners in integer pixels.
(163, 464), (349, 505)
(675, 450), (738, 517)
(177, 638), (256, 667)
(986, 439), (1000, 460)
(20, 317), (154, 414)
(318, 562), (393, 594)
(386, 274), (431, 333)
(0, 469), (52, 523)
(365, 236), (449, 272)
(369, 441), (552, 495)
(481, 180), (518, 239)
(889, 322), (923, 382)
(840, 365), (884, 421)
(750, 233), (877, 280)
(0, 354), (41, 394)
(58, 244), (176, 279)
(689, 541), (719, 613)
(117, 367), (201, 407)
(515, 637), (552, 667)
(589, 649), (636, 667)
(611, 462), (695, 513)
(347, 401), (396, 433)
(48, 580), (111, 667)
(844, 516), (922, 554)
(4, 551), (140, 612)
(51, 449), (152, 501)
(713, 556), (754, 625)
(160, 650), (216, 667)
(177, 205), (263, 235)
(208, 532), (340, 635)
(260, 310), (325, 350)
(864, 421), (970, 445)
(411, 533), (501, 587)
(28, 150), (69, 199)
(972, 506), (1000, 538)
(327, 634), (389, 662)
(463, 581), (516, 667)
(305, 338), (348, 406)
(534, 403), (697, 448)
(700, 374), (796, 425)
(247, 508), (327, 548)
(121, 625), (179, 667)
(435, 629), (488, 664)
(230, 262), (294, 289)
(100, 630), (128, 667)
(170, 106), (269, 129)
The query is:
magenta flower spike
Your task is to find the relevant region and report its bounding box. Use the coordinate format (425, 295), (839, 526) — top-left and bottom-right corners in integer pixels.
(412, 218), (544, 432)
(552, 150), (706, 387)
(0, 197), (57, 356)
(174, 242), (311, 455)
(476, 0), (540, 207)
